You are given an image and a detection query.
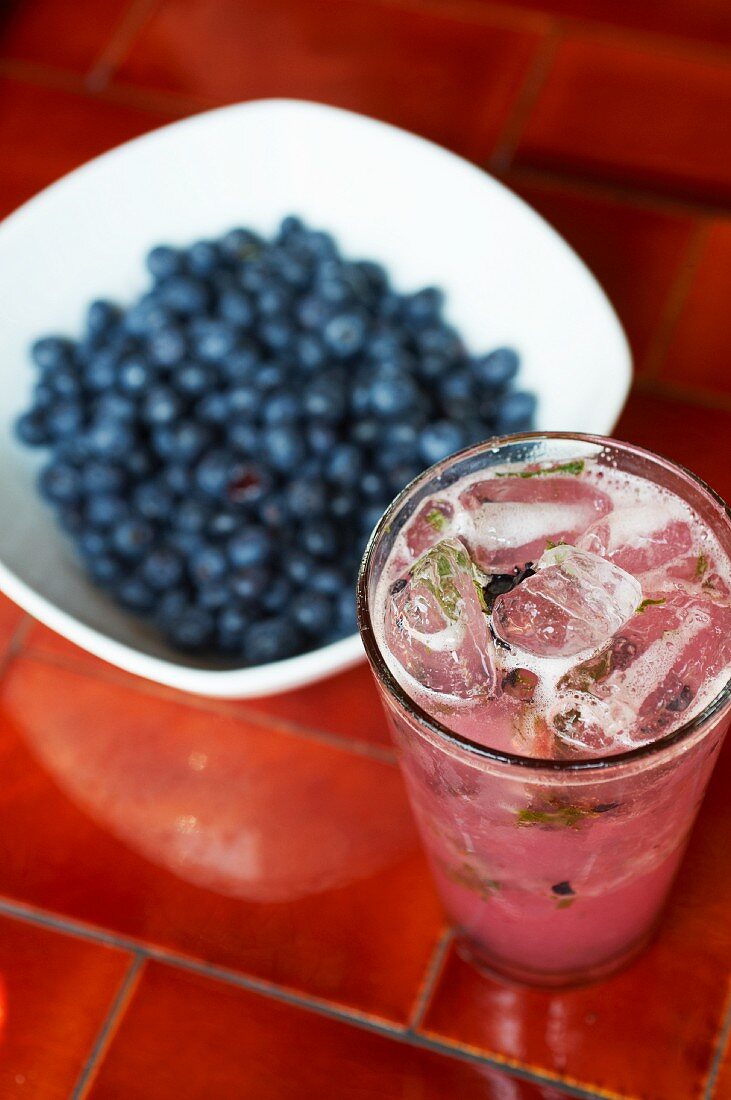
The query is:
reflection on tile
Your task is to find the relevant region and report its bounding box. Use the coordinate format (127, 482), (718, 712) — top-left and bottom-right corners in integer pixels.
(115, 0), (544, 162)
(0, 76), (172, 215)
(0, 655), (443, 1022)
(0, 594), (24, 661)
(510, 176), (696, 369)
(715, 1044), (731, 1100)
(89, 960), (570, 1099)
(0, 912), (132, 1098)
(615, 387), (731, 505)
(421, 738), (731, 1100)
(517, 36), (731, 203)
(659, 220), (731, 397)
(0, 0), (129, 71)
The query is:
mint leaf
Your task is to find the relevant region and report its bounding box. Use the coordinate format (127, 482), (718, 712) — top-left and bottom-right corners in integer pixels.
(495, 459), (585, 479)
(636, 597), (666, 614)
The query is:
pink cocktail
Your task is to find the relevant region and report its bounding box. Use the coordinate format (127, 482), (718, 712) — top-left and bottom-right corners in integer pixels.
(357, 434), (731, 986)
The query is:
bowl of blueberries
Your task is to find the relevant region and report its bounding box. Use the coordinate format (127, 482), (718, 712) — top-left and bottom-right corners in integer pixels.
(0, 99), (631, 697)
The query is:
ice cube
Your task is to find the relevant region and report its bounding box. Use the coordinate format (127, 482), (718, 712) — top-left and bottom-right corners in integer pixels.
(577, 504), (693, 575)
(405, 498), (455, 557)
(491, 545), (642, 658)
(549, 592), (731, 752)
(458, 475), (611, 571)
(385, 537), (495, 698)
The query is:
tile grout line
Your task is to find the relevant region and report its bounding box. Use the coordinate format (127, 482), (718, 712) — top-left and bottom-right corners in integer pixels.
(639, 219), (711, 380)
(488, 22), (564, 173)
(0, 894), (610, 1100)
(70, 953), (146, 1100)
(86, 0), (160, 90)
(17, 643), (397, 765)
(632, 375), (731, 415)
(704, 980), (731, 1099)
(407, 926), (454, 1030)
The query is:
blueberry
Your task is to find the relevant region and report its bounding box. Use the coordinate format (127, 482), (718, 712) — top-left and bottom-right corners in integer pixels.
(94, 393), (136, 422)
(83, 350), (118, 393)
(227, 419), (259, 456)
(115, 576), (156, 612)
(366, 328), (403, 362)
(351, 418), (379, 447)
(86, 418), (134, 458)
(303, 374), (346, 423)
(146, 245), (183, 280)
(254, 363), (286, 394)
(296, 295), (329, 330)
(192, 320), (238, 362)
(78, 528), (109, 559)
(284, 477), (327, 519)
(368, 375), (419, 418)
(86, 493), (128, 527)
(296, 334), (326, 372)
(291, 591), (334, 636)
(258, 493), (287, 528)
(438, 368), (474, 417)
(226, 385), (258, 418)
(335, 588), (358, 635)
(173, 362), (217, 397)
(404, 287), (443, 326)
(231, 565), (269, 602)
(227, 461), (272, 506)
(262, 391), (300, 426)
(133, 480), (174, 520)
(307, 423), (337, 455)
(417, 324), (464, 361)
(88, 555), (123, 586)
(165, 605), (214, 650)
(163, 421), (212, 463)
(261, 425), (306, 472)
(329, 492), (356, 519)
(207, 509), (239, 538)
(118, 356), (155, 395)
(309, 563), (343, 596)
(148, 327), (187, 367)
(189, 544), (228, 586)
(220, 227), (262, 260)
(160, 463), (189, 494)
(245, 617), (299, 664)
(31, 381), (55, 409)
(219, 289), (255, 327)
(360, 502), (387, 535)
(49, 366), (82, 399)
(158, 276), (209, 316)
(301, 229), (337, 260)
(471, 347), (519, 390)
(31, 336), (74, 372)
(494, 390), (537, 432)
(259, 317), (295, 352)
(143, 386), (182, 425)
(284, 548), (314, 584)
(322, 310), (367, 358)
(261, 575), (293, 614)
(381, 422), (419, 464)
(112, 517), (154, 559)
(227, 527), (272, 569)
(327, 442), (362, 486)
(174, 500), (211, 533)
(187, 240), (220, 276)
(37, 462), (82, 504)
(46, 399), (84, 438)
(82, 462), (126, 495)
(388, 463), (421, 494)
(359, 470), (388, 501)
(196, 581), (231, 610)
(140, 548), (184, 590)
(123, 296), (173, 336)
(217, 606), (249, 650)
(301, 520), (338, 559)
(418, 421), (466, 465)
(196, 392), (229, 424)
(278, 215), (304, 239)
(257, 285), (290, 317)
(220, 344), (259, 384)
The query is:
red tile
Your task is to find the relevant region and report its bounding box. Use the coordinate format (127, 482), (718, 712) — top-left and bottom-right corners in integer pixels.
(0, 0), (130, 71)
(0, 655), (443, 1023)
(509, 177), (696, 369)
(241, 662), (392, 748)
(0, 593), (24, 661)
(421, 734), (731, 1100)
(450, 0), (731, 50)
(659, 220), (731, 396)
(517, 36), (731, 205)
(0, 913), (133, 1098)
(24, 619), (121, 677)
(88, 960), (568, 1100)
(0, 76), (172, 216)
(614, 387), (731, 506)
(114, 0), (544, 162)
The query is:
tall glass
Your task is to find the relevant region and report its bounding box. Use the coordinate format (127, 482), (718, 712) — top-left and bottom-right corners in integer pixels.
(357, 434), (731, 987)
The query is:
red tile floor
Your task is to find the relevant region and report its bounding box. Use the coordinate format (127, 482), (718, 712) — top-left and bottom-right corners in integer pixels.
(1, 0), (731, 1096)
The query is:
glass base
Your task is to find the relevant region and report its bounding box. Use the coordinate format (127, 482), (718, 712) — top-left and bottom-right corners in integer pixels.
(455, 925), (657, 990)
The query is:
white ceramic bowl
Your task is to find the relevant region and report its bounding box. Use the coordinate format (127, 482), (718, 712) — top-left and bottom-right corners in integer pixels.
(0, 98), (631, 698)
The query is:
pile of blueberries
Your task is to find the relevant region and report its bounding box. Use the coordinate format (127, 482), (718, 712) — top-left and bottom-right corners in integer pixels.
(15, 216), (535, 665)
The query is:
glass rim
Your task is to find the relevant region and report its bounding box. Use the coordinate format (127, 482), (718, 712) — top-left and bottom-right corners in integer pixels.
(356, 431), (731, 774)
